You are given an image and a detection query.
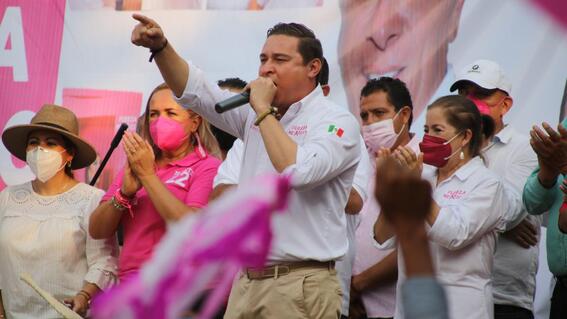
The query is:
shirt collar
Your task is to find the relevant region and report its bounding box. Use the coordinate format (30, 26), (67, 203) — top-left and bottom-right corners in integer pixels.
(453, 156), (483, 181)
(281, 86), (322, 121)
(165, 149), (208, 168)
(492, 124), (514, 144)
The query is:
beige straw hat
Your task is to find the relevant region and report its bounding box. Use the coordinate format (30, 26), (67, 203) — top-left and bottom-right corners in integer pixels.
(2, 104), (97, 169)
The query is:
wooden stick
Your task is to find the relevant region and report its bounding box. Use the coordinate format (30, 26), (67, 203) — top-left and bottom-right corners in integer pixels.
(19, 273), (83, 319)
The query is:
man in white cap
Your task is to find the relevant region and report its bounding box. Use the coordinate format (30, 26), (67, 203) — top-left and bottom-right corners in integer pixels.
(450, 59), (539, 319)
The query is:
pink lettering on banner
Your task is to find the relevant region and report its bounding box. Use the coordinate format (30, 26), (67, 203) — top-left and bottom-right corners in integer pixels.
(443, 190), (467, 200)
(0, 0), (66, 189)
(63, 88), (142, 190)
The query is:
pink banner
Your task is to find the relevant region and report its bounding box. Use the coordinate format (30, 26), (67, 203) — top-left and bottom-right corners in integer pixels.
(0, 0), (66, 188)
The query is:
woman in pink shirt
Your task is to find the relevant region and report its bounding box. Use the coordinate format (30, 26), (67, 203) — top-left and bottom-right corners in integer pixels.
(89, 83), (221, 280)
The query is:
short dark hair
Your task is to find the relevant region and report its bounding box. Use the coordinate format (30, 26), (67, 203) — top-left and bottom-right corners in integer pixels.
(267, 23), (324, 82)
(217, 77), (247, 91)
(428, 95), (483, 157)
(319, 58), (329, 86)
(360, 77), (414, 128)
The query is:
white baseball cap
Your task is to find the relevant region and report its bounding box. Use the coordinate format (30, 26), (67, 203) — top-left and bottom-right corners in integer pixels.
(450, 59), (512, 95)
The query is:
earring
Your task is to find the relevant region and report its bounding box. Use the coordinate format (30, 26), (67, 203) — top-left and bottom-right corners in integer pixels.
(459, 151), (465, 160)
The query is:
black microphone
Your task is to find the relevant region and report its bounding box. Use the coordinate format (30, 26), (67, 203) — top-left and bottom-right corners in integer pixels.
(89, 123), (128, 186)
(215, 92), (250, 113)
(111, 123), (129, 149)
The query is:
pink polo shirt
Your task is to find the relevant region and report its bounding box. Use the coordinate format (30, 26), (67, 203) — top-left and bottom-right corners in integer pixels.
(103, 151), (221, 280)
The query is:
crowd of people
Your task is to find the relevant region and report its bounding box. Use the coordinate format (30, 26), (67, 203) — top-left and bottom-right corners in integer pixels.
(0, 13), (566, 319)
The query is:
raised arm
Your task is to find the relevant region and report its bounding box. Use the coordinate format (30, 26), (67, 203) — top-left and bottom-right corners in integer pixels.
(131, 14), (188, 98)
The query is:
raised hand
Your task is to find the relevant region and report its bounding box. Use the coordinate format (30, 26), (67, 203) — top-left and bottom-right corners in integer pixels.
(122, 132), (156, 180)
(131, 14), (167, 50)
(247, 77), (277, 114)
(121, 162), (141, 197)
(374, 157), (432, 226)
(392, 145), (423, 178)
(530, 122), (567, 175)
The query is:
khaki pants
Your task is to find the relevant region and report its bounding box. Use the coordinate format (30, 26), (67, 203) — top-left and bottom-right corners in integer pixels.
(224, 267), (342, 319)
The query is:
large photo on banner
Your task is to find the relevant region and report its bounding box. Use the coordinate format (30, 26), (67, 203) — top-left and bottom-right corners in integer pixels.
(1, 0), (566, 190)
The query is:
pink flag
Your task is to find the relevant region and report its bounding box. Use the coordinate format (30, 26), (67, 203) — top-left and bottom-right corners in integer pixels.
(91, 173), (291, 319)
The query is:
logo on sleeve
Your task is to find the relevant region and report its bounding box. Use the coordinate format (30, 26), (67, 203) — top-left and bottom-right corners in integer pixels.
(327, 124), (344, 137)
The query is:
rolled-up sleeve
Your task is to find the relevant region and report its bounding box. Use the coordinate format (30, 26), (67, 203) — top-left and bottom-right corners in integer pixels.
(372, 231), (397, 250)
(174, 61), (249, 140)
(83, 190), (119, 290)
(351, 136), (370, 203)
(523, 168), (560, 215)
(285, 113), (361, 191)
(429, 178), (505, 250)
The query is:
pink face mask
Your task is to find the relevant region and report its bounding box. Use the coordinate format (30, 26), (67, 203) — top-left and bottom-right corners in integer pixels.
(362, 116), (404, 154)
(467, 95), (507, 115)
(150, 116), (189, 152)
(419, 133), (462, 168)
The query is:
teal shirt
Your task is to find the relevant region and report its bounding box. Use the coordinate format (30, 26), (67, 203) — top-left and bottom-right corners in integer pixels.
(522, 118), (567, 276)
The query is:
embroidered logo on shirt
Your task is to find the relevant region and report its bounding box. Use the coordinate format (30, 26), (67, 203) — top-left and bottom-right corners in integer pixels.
(165, 168), (193, 187)
(327, 124), (344, 137)
(443, 190), (466, 200)
(287, 124), (308, 137)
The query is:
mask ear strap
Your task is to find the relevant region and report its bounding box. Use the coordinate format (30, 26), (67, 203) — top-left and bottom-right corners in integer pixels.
(194, 132), (207, 159)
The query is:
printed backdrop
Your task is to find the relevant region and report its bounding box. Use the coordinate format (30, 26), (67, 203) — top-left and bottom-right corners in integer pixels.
(1, 0), (566, 189)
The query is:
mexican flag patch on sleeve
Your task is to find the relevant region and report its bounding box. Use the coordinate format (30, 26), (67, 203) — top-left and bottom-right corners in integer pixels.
(327, 124), (344, 137)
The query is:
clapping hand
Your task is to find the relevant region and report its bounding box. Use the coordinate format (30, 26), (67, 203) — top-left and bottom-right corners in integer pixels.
(374, 156), (432, 226)
(530, 122), (567, 175)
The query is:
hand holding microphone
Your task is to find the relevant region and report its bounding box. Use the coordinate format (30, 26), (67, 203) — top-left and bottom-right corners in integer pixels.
(215, 77), (277, 114)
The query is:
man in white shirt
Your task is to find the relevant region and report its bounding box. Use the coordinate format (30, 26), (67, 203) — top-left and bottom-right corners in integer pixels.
(131, 15), (361, 318)
(212, 79), (371, 318)
(450, 59), (540, 319)
(351, 77), (418, 319)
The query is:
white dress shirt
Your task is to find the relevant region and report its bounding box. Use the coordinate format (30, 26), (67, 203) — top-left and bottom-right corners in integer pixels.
(213, 133), (370, 315)
(483, 125), (541, 311)
(354, 135), (421, 318)
(176, 62), (361, 262)
(375, 157), (508, 319)
(0, 182), (119, 319)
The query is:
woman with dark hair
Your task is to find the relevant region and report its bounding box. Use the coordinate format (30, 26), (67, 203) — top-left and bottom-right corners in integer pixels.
(89, 83), (221, 281)
(0, 104), (118, 318)
(374, 95), (510, 319)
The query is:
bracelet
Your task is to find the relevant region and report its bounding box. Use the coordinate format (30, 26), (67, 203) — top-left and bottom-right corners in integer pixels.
(110, 196), (126, 211)
(79, 290), (92, 301)
(113, 189), (136, 218)
(254, 107), (278, 126)
(149, 38), (168, 62)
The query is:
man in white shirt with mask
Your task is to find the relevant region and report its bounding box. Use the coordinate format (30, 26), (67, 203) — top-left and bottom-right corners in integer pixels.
(350, 77), (419, 319)
(451, 59), (539, 319)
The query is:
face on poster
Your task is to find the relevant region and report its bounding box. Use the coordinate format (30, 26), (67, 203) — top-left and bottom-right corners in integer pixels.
(1, 0), (566, 189)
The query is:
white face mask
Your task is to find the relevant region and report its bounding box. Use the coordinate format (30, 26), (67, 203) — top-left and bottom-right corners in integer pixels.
(361, 111), (405, 154)
(26, 147), (67, 183)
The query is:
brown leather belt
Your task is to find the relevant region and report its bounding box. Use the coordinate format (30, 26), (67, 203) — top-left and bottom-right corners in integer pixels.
(246, 261), (335, 280)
